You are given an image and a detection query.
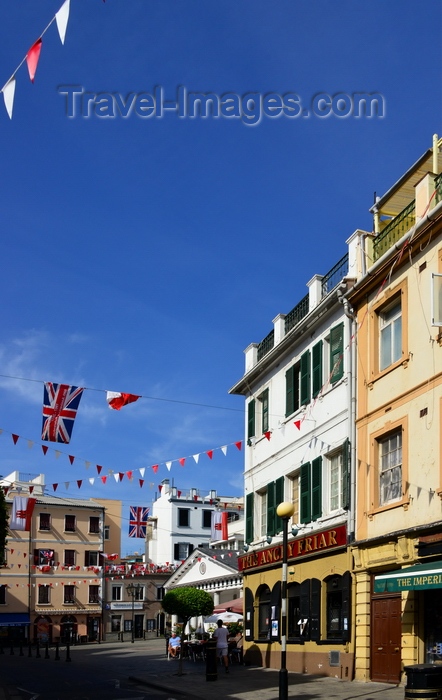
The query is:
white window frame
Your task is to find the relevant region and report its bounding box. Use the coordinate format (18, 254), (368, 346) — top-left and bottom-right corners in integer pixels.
(431, 273), (442, 326)
(379, 299), (402, 370)
(112, 585), (122, 601)
(259, 490), (267, 537)
(379, 430), (402, 505)
(329, 450), (344, 512)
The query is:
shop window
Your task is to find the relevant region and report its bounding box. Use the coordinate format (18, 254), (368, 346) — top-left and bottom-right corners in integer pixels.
(64, 514), (76, 532)
(89, 516), (100, 534)
(177, 508), (190, 527)
(146, 619), (156, 632)
(64, 585), (75, 604)
(258, 585), (271, 640)
(379, 429), (402, 505)
(39, 513), (51, 531)
(288, 584), (302, 639)
(89, 585), (100, 604)
(379, 299), (402, 371)
(38, 585), (51, 605)
(64, 550), (76, 567)
(0, 585), (6, 605)
(111, 615), (121, 632)
(325, 572), (351, 642)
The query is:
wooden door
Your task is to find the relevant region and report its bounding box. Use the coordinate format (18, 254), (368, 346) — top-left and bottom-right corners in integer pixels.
(371, 596), (402, 683)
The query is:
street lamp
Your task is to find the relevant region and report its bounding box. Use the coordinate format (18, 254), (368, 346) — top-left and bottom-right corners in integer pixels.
(126, 583), (142, 644)
(276, 501), (295, 700)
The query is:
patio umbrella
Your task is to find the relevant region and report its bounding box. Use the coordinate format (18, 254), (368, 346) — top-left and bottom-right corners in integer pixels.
(213, 598), (244, 614)
(205, 611), (243, 625)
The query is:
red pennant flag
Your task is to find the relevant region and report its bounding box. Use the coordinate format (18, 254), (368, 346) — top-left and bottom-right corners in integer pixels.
(194, 495), (198, 502)
(42, 445), (48, 455)
(264, 431), (271, 441)
(158, 484), (163, 492)
(52, 483), (58, 491)
(126, 471), (133, 480)
(177, 490), (182, 497)
(106, 392), (140, 410)
(12, 434), (19, 444)
(294, 420), (301, 430)
(29, 486), (34, 494)
(139, 479), (144, 488)
(179, 458), (185, 467)
(96, 465), (103, 474)
(235, 441), (242, 450)
(119, 473), (124, 482)
(101, 476), (107, 484)
(26, 38), (42, 83)
(77, 480), (82, 489)
(206, 450), (213, 459)
(152, 464), (159, 473)
(69, 455), (75, 465)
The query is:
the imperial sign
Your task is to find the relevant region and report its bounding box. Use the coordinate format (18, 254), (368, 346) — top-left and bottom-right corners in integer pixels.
(238, 524), (347, 572)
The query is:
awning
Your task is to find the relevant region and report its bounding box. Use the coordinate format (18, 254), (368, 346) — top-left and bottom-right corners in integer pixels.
(213, 598), (244, 614)
(374, 561), (442, 593)
(0, 613), (30, 627)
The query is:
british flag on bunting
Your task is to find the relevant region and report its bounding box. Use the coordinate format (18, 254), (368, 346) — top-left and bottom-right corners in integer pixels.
(42, 382), (84, 443)
(128, 506), (149, 538)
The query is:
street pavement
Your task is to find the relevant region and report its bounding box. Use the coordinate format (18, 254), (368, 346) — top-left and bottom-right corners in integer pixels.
(0, 637), (406, 700)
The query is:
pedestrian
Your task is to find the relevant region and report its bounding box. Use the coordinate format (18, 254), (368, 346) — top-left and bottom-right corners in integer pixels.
(213, 619), (230, 673)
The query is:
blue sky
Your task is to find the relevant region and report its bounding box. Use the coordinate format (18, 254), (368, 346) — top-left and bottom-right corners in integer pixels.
(0, 1), (440, 555)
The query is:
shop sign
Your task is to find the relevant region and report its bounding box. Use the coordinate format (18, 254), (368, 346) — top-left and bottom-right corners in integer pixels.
(374, 561), (442, 593)
(110, 601), (144, 610)
(238, 524), (347, 573)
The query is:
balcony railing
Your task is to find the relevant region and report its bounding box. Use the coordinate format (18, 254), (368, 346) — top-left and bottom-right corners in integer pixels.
(321, 253), (349, 297)
(373, 200), (415, 262)
(257, 329), (274, 362)
(284, 294), (309, 335)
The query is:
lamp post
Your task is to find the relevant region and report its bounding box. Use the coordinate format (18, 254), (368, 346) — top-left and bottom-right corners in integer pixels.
(276, 501), (295, 700)
(126, 583), (142, 644)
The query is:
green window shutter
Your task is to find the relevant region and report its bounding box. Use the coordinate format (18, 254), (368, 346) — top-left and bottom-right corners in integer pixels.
(311, 456), (322, 521)
(300, 350), (311, 405)
(245, 493), (254, 543)
(285, 366), (295, 417)
(247, 399), (255, 439)
(312, 341), (323, 398)
(300, 463), (311, 523)
(261, 389), (269, 433)
(342, 439), (350, 510)
(330, 323), (344, 383)
(267, 482), (276, 537)
(274, 476), (285, 533)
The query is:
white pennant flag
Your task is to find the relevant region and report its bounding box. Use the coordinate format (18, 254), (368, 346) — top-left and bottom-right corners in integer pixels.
(56, 0), (70, 45)
(165, 461), (172, 471)
(221, 446), (227, 456)
(3, 78), (16, 119)
(139, 468), (145, 478)
(88, 478), (95, 486)
(113, 473), (119, 483)
(193, 454), (200, 464)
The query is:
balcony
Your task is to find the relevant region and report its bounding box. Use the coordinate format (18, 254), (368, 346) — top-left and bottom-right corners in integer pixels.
(321, 253), (349, 297)
(284, 294), (309, 334)
(373, 200), (415, 262)
(257, 330), (274, 362)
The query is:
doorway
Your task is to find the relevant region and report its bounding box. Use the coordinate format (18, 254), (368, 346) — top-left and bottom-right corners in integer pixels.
(371, 596), (401, 683)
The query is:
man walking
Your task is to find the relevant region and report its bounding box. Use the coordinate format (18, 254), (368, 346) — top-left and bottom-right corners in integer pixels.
(213, 619), (230, 673)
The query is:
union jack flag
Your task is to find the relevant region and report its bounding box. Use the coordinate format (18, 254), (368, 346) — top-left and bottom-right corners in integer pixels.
(128, 506), (149, 538)
(42, 382), (84, 443)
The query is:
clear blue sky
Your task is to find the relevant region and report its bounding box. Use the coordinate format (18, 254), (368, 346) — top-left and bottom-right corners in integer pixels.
(0, 1), (440, 555)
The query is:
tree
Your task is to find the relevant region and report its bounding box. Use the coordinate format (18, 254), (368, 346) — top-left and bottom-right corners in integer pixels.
(0, 488), (8, 566)
(162, 587), (214, 675)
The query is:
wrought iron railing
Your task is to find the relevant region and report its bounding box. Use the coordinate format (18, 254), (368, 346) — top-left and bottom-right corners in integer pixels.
(321, 253), (349, 297)
(373, 200), (415, 261)
(284, 294), (309, 334)
(435, 173), (442, 205)
(257, 330), (274, 361)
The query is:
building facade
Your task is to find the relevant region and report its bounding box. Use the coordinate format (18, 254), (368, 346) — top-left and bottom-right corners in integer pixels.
(146, 478), (243, 565)
(347, 136), (442, 683)
(229, 243), (359, 677)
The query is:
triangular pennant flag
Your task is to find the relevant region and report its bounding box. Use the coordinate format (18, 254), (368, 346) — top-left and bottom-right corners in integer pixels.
(113, 474), (119, 483)
(69, 455), (75, 465)
(158, 484), (163, 493)
(179, 458), (185, 467)
(152, 464), (159, 473)
(139, 479), (144, 488)
(106, 392), (140, 410)
(165, 462), (172, 471)
(27, 440), (33, 450)
(126, 471), (133, 480)
(119, 472), (124, 482)
(55, 451), (61, 459)
(264, 431), (271, 441)
(42, 445), (48, 455)
(101, 476), (107, 484)
(84, 461), (90, 470)
(96, 465), (103, 474)
(3, 78), (16, 119)
(77, 480), (82, 489)
(193, 454), (200, 464)
(88, 478), (95, 486)
(26, 39), (43, 83)
(206, 450), (213, 459)
(52, 483), (58, 491)
(12, 434), (19, 444)
(221, 446), (227, 456)
(294, 420), (301, 430)
(139, 468), (145, 478)
(235, 441), (242, 451)
(64, 482), (69, 489)
(55, 0), (70, 45)
(29, 486), (34, 495)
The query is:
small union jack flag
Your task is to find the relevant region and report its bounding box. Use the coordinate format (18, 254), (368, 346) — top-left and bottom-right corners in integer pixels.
(42, 382), (84, 443)
(128, 506), (149, 538)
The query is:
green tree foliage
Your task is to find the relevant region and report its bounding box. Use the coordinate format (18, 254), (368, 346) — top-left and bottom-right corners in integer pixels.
(162, 587), (214, 675)
(0, 488), (8, 566)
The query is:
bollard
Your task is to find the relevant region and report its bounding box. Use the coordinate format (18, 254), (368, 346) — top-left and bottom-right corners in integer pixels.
(45, 643), (50, 659)
(66, 642), (71, 662)
(36, 642), (41, 658)
(55, 642), (60, 661)
(205, 638), (218, 682)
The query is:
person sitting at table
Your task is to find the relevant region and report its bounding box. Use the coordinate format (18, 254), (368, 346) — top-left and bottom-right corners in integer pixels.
(168, 631), (181, 658)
